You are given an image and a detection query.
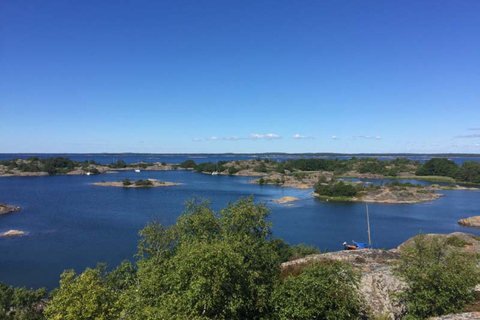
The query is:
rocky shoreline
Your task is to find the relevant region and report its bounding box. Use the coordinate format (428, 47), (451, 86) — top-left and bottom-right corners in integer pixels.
(92, 180), (182, 188)
(0, 204), (21, 215)
(458, 216), (480, 228)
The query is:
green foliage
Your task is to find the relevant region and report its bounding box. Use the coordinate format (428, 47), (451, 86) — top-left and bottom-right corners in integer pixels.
(179, 159), (197, 169)
(194, 162), (225, 173)
(109, 159), (126, 169)
(227, 166), (239, 175)
(314, 181), (358, 198)
(270, 239), (320, 262)
(271, 261), (364, 320)
(357, 159), (386, 174)
(456, 161), (480, 184)
(122, 178), (132, 186)
(0, 157), (82, 175)
(121, 197), (282, 319)
(134, 179), (153, 187)
(45, 266), (121, 320)
(255, 162), (268, 173)
(415, 158), (459, 178)
(445, 235), (469, 248)
(0, 282), (46, 320)
(395, 234), (480, 319)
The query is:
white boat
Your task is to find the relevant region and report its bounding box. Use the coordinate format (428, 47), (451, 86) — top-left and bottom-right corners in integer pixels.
(212, 171), (219, 175)
(135, 169), (141, 173)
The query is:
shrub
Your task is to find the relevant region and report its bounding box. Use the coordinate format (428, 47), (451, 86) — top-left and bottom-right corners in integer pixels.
(271, 261), (364, 320)
(395, 234), (480, 319)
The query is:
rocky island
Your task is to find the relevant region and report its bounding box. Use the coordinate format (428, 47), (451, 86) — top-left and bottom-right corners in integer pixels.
(272, 196), (300, 204)
(0, 229), (27, 238)
(0, 157), (181, 177)
(0, 203), (21, 215)
(458, 216), (480, 228)
(92, 178), (182, 188)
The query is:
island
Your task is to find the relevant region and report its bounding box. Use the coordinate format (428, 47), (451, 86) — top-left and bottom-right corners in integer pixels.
(92, 178), (182, 188)
(0, 157), (181, 177)
(0, 230), (27, 237)
(272, 196), (300, 204)
(458, 216), (480, 228)
(0, 203), (21, 215)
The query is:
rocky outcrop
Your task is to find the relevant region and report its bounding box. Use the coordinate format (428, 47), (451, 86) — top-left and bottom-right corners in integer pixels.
(0, 230), (27, 237)
(0, 204), (21, 215)
(281, 232), (480, 320)
(458, 216), (480, 228)
(92, 180), (182, 188)
(358, 187), (444, 204)
(281, 250), (406, 319)
(272, 196), (300, 204)
(397, 232), (480, 255)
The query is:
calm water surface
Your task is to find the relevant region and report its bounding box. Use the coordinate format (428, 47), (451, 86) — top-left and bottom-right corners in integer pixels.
(1, 169), (480, 289)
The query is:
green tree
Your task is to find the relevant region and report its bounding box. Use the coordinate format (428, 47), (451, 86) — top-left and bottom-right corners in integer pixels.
(179, 160), (197, 169)
(271, 261), (364, 320)
(395, 234), (480, 319)
(456, 161), (480, 183)
(415, 158), (459, 178)
(44, 266), (120, 320)
(0, 282), (47, 320)
(121, 197), (282, 320)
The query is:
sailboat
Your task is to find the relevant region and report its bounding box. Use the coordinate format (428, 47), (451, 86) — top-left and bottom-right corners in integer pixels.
(343, 203), (373, 250)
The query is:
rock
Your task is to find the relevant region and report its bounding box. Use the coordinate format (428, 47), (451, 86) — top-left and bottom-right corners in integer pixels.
(0, 204), (21, 215)
(397, 232), (480, 255)
(458, 216), (480, 228)
(0, 230), (27, 237)
(92, 181), (182, 188)
(281, 250), (406, 319)
(272, 196), (300, 204)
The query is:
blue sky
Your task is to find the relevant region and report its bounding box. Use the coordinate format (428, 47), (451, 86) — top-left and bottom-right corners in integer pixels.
(1, 0), (479, 153)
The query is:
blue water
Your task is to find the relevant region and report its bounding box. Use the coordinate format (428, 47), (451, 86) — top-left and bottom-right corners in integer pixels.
(1, 169), (480, 290)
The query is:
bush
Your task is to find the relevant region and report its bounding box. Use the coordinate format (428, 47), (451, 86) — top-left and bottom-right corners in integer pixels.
(395, 234), (480, 319)
(314, 181), (358, 198)
(271, 261), (364, 320)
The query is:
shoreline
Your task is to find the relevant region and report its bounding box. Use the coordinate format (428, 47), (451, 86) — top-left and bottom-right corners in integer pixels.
(92, 180), (182, 188)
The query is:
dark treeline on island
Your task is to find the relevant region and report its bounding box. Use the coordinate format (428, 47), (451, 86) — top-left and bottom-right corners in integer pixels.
(1, 197), (480, 319)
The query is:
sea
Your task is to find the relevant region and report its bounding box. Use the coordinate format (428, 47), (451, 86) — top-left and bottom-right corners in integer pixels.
(1, 154), (480, 289)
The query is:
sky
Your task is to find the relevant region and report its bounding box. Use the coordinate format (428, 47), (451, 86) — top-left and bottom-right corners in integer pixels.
(1, 0), (479, 154)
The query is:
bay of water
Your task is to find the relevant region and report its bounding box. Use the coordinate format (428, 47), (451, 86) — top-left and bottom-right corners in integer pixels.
(1, 167), (480, 290)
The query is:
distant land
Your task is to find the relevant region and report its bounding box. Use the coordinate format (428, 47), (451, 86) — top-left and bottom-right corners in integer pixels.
(1, 152), (480, 157)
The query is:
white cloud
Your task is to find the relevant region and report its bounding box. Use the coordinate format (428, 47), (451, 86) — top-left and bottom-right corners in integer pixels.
(293, 134), (313, 139)
(223, 136), (240, 141)
(248, 133), (281, 140)
(206, 136), (219, 141)
(192, 138), (202, 142)
(354, 135), (382, 140)
(331, 135), (339, 140)
(468, 128), (480, 131)
(455, 134), (480, 138)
